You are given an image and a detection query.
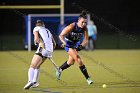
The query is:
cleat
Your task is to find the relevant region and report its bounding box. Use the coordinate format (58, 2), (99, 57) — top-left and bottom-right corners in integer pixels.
(31, 82), (39, 88)
(55, 68), (62, 80)
(24, 82), (33, 90)
(87, 78), (93, 85)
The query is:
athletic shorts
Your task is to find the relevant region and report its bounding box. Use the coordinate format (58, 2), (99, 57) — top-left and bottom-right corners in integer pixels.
(64, 41), (80, 52)
(35, 46), (52, 58)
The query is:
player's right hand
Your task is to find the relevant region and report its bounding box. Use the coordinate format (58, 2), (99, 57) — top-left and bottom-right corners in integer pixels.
(34, 38), (40, 45)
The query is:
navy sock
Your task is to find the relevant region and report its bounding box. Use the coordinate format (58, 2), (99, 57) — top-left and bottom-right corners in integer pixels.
(79, 65), (90, 79)
(59, 61), (71, 71)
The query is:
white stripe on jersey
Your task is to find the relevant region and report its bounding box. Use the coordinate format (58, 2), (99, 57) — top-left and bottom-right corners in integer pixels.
(33, 26), (53, 52)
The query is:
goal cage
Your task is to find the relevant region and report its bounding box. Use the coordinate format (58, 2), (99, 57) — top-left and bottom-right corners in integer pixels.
(25, 14), (91, 51)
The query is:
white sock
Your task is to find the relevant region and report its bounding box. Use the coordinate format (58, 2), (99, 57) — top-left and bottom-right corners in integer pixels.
(28, 67), (34, 82)
(32, 69), (40, 83)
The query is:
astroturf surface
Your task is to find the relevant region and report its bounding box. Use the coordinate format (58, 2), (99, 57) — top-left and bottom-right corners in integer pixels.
(0, 50), (140, 93)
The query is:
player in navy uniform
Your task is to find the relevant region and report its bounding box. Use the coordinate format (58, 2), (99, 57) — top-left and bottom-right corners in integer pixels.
(56, 11), (93, 85)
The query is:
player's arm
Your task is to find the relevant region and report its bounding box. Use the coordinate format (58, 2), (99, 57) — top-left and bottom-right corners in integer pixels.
(51, 36), (56, 49)
(33, 31), (40, 45)
(81, 27), (88, 47)
(59, 23), (74, 47)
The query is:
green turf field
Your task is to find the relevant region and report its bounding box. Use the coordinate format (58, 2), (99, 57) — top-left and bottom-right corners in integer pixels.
(0, 50), (140, 93)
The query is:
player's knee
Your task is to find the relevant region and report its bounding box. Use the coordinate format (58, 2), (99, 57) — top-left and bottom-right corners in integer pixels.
(30, 63), (37, 68)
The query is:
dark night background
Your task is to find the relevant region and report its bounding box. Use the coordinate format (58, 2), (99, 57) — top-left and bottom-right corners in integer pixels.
(0, 0), (140, 50)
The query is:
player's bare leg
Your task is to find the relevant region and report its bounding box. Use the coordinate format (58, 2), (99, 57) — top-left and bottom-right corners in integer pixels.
(31, 56), (46, 88)
(68, 48), (93, 85)
(24, 54), (45, 89)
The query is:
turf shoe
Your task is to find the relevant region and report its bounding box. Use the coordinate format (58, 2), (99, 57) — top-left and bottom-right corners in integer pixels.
(31, 82), (39, 88)
(86, 78), (93, 85)
(24, 82), (33, 90)
(55, 68), (62, 80)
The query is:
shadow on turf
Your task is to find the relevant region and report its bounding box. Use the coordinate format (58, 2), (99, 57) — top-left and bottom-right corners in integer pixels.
(31, 88), (62, 93)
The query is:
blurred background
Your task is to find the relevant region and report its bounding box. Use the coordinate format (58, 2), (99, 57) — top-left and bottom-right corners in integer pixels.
(0, 0), (139, 51)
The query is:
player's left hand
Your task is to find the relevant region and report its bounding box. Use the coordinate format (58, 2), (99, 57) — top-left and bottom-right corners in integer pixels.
(76, 45), (84, 51)
(61, 43), (66, 48)
(39, 42), (45, 49)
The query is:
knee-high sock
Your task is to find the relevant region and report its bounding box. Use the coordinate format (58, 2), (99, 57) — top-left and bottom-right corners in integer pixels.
(32, 69), (40, 83)
(28, 67), (34, 82)
(59, 61), (71, 71)
(79, 65), (90, 79)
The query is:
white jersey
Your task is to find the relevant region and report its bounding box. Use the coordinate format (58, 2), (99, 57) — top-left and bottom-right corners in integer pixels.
(33, 26), (53, 52)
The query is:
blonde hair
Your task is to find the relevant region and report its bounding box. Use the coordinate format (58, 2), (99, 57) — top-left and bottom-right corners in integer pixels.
(36, 20), (44, 27)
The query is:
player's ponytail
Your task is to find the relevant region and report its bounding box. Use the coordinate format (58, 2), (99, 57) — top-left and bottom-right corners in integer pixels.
(79, 10), (87, 19)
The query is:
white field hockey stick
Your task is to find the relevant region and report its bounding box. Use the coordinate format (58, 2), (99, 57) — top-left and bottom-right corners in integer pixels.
(48, 58), (60, 72)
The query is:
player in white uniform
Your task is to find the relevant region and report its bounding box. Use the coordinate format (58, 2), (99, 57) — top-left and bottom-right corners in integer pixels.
(24, 20), (56, 90)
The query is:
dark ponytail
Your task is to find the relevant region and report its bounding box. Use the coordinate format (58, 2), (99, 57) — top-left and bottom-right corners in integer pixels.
(79, 10), (87, 19)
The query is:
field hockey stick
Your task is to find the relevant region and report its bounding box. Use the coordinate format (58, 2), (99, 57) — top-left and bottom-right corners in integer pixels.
(48, 58), (60, 72)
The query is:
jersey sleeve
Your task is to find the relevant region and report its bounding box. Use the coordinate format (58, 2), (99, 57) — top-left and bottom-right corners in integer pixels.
(33, 27), (40, 33)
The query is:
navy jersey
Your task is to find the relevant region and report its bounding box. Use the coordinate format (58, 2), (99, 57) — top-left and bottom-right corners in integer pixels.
(65, 22), (85, 42)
